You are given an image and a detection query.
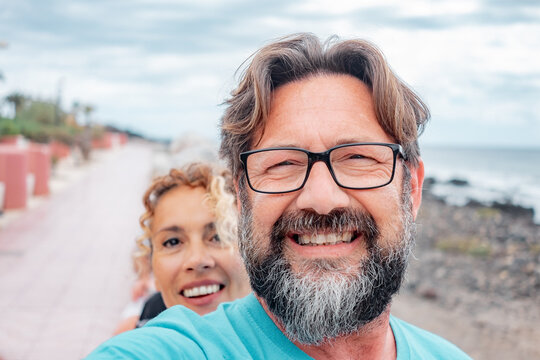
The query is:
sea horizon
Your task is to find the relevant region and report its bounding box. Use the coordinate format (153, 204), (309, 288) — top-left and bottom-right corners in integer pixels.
(419, 145), (540, 224)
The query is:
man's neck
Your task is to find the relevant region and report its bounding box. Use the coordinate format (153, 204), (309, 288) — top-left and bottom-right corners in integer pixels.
(255, 295), (396, 360)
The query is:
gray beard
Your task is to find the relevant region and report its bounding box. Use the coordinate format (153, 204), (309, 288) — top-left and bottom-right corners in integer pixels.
(238, 181), (415, 345)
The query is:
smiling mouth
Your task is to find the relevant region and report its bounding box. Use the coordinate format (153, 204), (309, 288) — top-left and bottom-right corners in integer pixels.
(291, 231), (359, 246)
(181, 284), (224, 298)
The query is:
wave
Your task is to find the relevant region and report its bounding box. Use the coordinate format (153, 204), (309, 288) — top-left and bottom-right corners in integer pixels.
(420, 146), (540, 224)
(424, 169), (540, 224)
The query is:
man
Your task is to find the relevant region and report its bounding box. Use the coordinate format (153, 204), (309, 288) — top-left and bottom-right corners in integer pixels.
(88, 33), (470, 359)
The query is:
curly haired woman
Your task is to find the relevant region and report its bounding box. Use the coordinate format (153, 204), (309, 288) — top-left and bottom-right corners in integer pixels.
(115, 162), (251, 332)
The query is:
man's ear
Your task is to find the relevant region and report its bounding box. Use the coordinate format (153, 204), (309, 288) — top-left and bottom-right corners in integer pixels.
(234, 179), (242, 213)
(408, 159), (424, 220)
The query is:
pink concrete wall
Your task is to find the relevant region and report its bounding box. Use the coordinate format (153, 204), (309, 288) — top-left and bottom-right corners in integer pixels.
(92, 132), (127, 149)
(50, 141), (71, 159)
(27, 144), (51, 196)
(0, 145), (28, 209)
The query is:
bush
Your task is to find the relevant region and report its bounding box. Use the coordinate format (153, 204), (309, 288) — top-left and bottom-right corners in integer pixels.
(435, 235), (492, 258)
(50, 125), (80, 146)
(19, 120), (50, 143)
(0, 118), (21, 136)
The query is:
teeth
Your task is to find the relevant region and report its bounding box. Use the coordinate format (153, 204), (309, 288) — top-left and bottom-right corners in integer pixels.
(183, 284), (220, 298)
(297, 231), (354, 246)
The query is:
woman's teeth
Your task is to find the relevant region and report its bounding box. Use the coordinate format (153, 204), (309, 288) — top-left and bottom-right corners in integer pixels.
(296, 231), (355, 246)
(182, 284), (221, 298)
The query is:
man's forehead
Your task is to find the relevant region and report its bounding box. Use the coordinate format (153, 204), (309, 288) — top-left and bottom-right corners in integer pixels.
(269, 73), (372, 108)
(251, 75), (391, 151)
(253, 137), (383, 150)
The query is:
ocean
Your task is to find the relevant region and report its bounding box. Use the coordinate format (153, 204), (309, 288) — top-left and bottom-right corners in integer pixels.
(420, 145), (540, 224)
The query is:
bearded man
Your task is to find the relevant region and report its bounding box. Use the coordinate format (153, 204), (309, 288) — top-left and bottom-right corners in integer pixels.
(88, 33), (471, 359)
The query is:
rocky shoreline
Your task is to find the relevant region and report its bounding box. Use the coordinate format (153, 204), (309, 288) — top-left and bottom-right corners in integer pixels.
(411, 178), (539, 300)
(398, 178), (540, 358)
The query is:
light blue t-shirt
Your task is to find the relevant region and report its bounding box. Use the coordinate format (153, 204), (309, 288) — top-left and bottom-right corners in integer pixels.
(87, 293), (471, 359)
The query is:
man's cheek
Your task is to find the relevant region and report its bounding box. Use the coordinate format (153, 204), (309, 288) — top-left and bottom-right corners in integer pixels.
(367, 189), (401, 217)
(252, 197), (284, 225)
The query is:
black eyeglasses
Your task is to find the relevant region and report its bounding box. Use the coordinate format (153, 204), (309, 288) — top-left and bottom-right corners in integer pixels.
(239, 143), (405, 194)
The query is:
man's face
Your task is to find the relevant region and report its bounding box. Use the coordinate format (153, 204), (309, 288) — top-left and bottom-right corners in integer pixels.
(237, 74), (424, 344)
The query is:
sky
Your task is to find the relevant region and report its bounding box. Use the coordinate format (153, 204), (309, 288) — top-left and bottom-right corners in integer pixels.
(0, 0), (539, 148)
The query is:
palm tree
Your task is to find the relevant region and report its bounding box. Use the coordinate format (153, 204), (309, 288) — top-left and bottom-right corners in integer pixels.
(83, 104), (95, 125)
(5, 92), (27, 118)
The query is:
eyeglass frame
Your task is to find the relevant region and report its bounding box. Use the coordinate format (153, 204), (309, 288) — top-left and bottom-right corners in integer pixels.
(239, 142), (407, 194)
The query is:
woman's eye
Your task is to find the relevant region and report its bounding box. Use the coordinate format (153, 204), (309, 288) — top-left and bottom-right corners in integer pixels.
(210, 234), (221, 243)
(163, 237), (180, 248)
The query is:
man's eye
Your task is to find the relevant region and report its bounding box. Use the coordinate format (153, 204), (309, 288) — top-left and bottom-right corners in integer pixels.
(163, 238), (180, 248)
(340, 154), (378, 164)
(268, 160), (294, 169)
(266, 159), (306, 173)
(210, 234), (221, 243)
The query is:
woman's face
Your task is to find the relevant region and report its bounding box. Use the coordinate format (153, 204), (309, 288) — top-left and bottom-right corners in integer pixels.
(150, 186), (250, 315)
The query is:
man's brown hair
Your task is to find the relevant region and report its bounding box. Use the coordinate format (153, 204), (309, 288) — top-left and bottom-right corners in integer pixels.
(220, 33), (430, 178)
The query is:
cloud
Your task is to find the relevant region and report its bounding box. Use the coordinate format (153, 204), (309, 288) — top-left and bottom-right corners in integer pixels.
(1, 0), (539, 147)
(421, 69), (540, 148)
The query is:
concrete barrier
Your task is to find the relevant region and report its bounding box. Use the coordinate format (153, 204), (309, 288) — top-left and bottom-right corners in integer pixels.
(0, 135), (27, 147)
(92, 132), (127, 149)
(50, 140), (71, 159)
(27, 143), (51, 196)
(0, 145), (28, 209)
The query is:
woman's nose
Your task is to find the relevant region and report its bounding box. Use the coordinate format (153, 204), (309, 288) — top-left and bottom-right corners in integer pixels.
(182, 241), (216, 272)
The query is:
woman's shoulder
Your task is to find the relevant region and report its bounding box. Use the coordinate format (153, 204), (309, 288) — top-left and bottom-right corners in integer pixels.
(137, 292), (166, 327)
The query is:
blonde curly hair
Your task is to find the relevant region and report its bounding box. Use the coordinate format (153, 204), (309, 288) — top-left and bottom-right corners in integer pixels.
(134, 162), (238, 270)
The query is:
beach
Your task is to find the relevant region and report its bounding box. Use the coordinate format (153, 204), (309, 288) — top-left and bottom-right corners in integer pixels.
(393, 180), (540, 359)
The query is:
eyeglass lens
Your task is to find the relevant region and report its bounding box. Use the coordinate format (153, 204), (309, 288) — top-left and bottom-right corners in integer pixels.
(245, 144), (395, 193)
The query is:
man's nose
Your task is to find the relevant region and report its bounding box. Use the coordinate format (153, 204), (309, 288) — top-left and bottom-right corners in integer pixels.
(182, 241), (215, 272)
(295, 161), (350, 214)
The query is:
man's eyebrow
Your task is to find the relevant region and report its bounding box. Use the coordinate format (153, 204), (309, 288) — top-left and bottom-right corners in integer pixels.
(257, 143), (299, 149)
(155, 225), (185, 234)
(332, 138), (379, 146)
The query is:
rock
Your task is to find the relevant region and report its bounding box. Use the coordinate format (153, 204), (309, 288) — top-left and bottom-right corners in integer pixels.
(423, 177), (437, 190)
(466, 199), (484, 208)
(448, 178), (469, 186)
(491, 201), (535, 220)
(418, 286), (438, 300)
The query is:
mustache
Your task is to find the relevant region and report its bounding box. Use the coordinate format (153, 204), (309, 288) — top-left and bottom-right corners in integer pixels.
(270, 208), (380, 246)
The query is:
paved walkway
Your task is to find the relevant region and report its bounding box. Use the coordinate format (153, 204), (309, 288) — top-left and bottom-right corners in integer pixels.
(0, 142), (153, 360)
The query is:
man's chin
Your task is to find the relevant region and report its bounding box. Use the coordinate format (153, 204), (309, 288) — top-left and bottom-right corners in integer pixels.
(243, 240), (409, 345)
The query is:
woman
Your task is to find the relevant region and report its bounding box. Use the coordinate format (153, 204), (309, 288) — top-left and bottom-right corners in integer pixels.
(115, 163), (251, 332)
